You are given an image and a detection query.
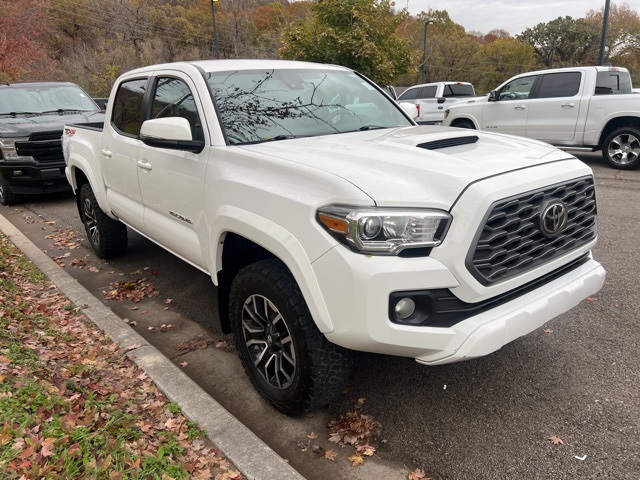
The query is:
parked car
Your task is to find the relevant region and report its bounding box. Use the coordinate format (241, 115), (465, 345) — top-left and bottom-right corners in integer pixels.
(397, 81), (477, 124)
(443, 66), (640, 169)
(0, 82), (103, 205)
(63, 59), (605, 415)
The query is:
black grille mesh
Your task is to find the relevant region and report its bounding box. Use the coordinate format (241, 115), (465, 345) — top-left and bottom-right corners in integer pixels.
(15, 131), (63, 163)
(468, 177), (596, 285)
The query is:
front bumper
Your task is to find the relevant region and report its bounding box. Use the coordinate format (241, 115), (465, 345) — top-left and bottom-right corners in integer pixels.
(312, 245), (605, 365)
(0, 162), (71, 195)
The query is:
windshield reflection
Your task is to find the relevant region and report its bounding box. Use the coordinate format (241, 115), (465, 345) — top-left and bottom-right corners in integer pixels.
(205, 69), (411, 145)
(0, 84), (98, 116)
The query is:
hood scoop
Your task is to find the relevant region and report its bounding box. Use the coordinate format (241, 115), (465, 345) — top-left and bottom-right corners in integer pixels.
(416, 135), (479, 151)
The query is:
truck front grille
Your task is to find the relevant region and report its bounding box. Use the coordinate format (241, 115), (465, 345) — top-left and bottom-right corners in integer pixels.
(467, 176), (596, 285)
(15, 131), (63, 163)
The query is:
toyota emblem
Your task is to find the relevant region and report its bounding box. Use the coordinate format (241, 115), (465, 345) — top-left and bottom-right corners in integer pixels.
(540, 201), (568, 237)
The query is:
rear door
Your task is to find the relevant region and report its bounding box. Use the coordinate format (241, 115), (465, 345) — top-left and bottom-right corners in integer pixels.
(100, 77), (148, 229)
(526, 71), (583, 142)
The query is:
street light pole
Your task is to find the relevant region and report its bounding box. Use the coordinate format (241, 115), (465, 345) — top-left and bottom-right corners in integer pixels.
(598, 0), (611, 65)
(210, 0), (220, 59)
(421, 20), (434, 84)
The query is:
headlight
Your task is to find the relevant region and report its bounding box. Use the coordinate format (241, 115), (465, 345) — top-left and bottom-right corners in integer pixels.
(317, 205), (451, 255)
(0, 137), (33, 161)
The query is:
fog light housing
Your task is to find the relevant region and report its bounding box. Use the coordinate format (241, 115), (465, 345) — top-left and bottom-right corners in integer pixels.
(389, 291), (435, 325)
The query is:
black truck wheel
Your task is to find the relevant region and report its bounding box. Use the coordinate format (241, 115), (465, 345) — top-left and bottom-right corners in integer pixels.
(603, 127), (640, 170)
(0, 177), (24, 206)
(79, 183), (128, 258)
(229, 258), (352, 415)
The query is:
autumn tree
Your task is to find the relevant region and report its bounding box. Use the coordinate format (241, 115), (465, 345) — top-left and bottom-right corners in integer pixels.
(0, 0), (52, 82)
(585, 2), (640, 82)
(518, 16), (601, 68)
(279, 0), (415, 86)
(471, 38), (536, 92)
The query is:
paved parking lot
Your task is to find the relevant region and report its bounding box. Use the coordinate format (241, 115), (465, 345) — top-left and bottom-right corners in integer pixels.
(1, 151), (638, 479)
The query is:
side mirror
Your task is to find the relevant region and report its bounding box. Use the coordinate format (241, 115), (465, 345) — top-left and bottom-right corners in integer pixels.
(488, 91), (498, 102)
(385, 85), (397, 100)
(140, 117), (205, 153)
(436, 97), (446, 104)
(398, 102), (419, 120)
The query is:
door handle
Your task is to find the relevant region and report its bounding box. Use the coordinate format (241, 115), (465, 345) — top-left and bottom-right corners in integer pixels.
(137, 159), (152, 171)
(514, 105), (526, 110)
(101, 148), (112, 158)
(561, 103), (575, 108)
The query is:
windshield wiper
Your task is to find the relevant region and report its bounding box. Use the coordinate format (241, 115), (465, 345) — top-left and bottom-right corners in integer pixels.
(41, 108), (88, 114)
(0, 111), (41, 117)
(359, 125), (387, 131)
(238, 134), (307, 145)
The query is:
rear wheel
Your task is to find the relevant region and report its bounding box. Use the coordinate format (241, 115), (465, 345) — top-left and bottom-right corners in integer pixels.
(0, 177), (24, 206)
(79, 183), (127, 258)
(230, 258), (352, 415)
(603, 127), (640, 170)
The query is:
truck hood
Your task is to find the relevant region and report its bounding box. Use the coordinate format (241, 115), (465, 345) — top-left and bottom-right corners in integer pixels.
(0, 111), (104, 137)
(239, 126), (573, 209)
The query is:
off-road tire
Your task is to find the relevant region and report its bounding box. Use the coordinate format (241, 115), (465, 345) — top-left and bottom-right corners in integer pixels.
(229, 258), (352, 416)
(603, 127), (640, 170)
(0, 177), (24, 206)
(79, 183), (128, 258)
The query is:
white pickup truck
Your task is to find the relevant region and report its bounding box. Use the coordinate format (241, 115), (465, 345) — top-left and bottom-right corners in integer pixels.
(443, 66), (640, 170)
(62, 59), (605, 415)
(397, 81), (476, 125)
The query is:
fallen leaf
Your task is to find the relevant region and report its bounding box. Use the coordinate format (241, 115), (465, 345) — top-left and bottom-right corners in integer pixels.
(356, 444), (376, 456)
(408, 468), (429, 480)
(348, 454), (364, 466)
(549, 435), (565, 445)
(324, 449), (337, 461)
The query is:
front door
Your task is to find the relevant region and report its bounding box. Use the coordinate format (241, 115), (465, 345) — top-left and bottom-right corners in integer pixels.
(137, 74), (209, 269)
(482, 75), (537, 137)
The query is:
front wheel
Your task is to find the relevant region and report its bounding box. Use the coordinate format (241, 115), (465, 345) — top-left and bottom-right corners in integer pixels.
(79, 183), (128, 258)
(453, 119), (475, 130)
(603, 127), (640, 170)
(230, 258), (352, 415)
(0, 177), (24, 206)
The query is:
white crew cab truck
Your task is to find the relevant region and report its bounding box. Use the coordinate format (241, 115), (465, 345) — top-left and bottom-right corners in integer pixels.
(397, 81), (476, 125)
(443, 66), (640, 170)
(63, 60), (605, 415)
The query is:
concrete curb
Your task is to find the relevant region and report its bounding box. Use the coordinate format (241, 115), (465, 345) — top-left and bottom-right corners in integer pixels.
(0, 214), (305, 480)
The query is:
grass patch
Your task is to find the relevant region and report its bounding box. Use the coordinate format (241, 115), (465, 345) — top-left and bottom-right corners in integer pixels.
(0, 233), (241, 479)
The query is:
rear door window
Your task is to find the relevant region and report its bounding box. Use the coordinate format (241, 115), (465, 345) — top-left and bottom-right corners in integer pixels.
(536, 72), (581, 98)
(111, 78), (148, 137)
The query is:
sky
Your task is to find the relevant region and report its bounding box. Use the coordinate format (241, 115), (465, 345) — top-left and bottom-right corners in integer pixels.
(404, 0), (640, 36)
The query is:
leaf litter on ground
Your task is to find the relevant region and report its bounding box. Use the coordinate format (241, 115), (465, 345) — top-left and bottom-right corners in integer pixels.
(0, 233), (243, 479)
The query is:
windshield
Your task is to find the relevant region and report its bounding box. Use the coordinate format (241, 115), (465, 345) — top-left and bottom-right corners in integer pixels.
(204, 69), (412, 145)
(0, 84), (98, 115)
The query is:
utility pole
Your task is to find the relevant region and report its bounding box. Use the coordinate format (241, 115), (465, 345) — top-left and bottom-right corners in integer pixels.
(421, 20), (434, 84)
(210, 0), (220, 59)
(598, 0), (611, 65)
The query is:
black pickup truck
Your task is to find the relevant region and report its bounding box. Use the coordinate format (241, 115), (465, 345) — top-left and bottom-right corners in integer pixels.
(0, 82), (104, 205)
